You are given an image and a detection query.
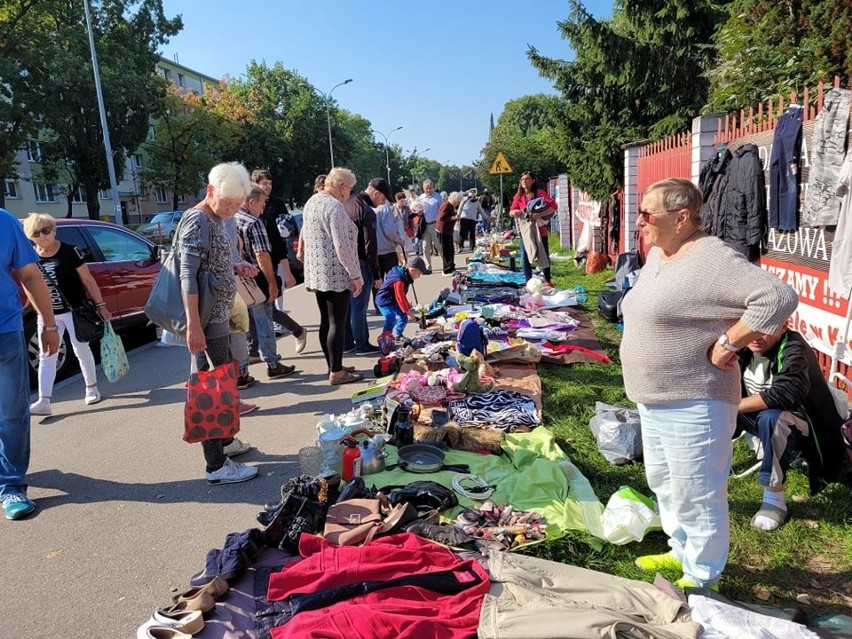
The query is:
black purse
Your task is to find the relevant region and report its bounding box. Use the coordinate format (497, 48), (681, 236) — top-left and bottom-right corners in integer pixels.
(71, 299), (105, 343)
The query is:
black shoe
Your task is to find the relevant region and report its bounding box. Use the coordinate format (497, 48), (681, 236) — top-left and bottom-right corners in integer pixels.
(342, 345), (356, 354)
(267, 363), (296, 379)
(237, 374), (256, 390)
(355, 344), (381, 355)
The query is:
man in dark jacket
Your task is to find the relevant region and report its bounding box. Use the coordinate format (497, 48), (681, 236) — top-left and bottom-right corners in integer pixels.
(737, 326), (849, 530)
(343, 178), (392, 354)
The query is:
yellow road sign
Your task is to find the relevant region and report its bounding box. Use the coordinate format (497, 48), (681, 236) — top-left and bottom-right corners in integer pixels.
(489, 152), (513, 175)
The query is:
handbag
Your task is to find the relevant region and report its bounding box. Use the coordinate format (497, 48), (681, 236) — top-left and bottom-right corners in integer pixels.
(323, 498), (384, 546)
(183, 351), (240, 444)
(145, 211), (219, 335)
(100, 322), (129, 382)
(235, 275), (266, 307)
(71, 299), (105, 343)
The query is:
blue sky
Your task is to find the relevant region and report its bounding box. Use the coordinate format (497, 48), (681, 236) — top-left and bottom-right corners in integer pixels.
(158, 0), (612, 166)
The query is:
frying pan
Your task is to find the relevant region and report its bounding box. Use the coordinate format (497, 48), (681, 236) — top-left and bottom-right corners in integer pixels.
(386, 443), (470, 474)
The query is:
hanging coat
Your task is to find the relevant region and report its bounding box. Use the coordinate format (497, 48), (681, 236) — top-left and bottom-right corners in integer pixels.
(716, 144), (766, 262)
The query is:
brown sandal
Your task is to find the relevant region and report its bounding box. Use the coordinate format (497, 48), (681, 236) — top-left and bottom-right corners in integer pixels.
(329, 370), (363, 385)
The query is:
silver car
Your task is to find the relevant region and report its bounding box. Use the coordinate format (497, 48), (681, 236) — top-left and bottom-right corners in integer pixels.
(137, 210), (183, 244)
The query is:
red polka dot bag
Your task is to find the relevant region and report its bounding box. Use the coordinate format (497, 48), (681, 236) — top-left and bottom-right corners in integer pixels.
(183, 353), (241, 444)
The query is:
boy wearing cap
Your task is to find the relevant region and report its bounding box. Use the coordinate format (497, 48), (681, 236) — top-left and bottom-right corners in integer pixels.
(375, 256), (425, 339)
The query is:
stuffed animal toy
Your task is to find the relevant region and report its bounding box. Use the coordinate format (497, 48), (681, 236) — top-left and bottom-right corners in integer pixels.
(452, 350), (495, 394)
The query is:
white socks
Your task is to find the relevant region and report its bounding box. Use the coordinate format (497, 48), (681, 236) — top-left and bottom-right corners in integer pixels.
(752, 490), (787, 531)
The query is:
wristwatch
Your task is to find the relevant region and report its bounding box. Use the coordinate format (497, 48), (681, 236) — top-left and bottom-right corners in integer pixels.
(717, 333), (739, 353)
(43, 325), (58, 332)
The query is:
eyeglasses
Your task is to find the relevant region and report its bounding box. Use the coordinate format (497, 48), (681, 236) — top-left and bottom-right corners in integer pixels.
(31, 227), (54, 238)
(638, 208), (682, 221)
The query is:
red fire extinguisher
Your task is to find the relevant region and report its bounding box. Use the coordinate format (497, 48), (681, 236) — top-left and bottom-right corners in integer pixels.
(341, 436), (362, 481)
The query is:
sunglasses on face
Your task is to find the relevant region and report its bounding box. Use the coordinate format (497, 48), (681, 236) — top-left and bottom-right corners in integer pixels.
(638, 208), (681, 221)
(31, 227), (54, 238)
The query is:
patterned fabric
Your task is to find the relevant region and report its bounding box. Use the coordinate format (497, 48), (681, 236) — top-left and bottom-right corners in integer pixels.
(448, 390), (540, 431)
(100, 322), (129, 382)
(175, 208), (236, 327)
(301, 192), (361, 293)
(235, 208), (271, 267)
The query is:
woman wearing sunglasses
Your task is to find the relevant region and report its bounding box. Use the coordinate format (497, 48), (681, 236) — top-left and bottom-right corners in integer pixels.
(23, 213), (112, 416)
(619, 178), (798, 590)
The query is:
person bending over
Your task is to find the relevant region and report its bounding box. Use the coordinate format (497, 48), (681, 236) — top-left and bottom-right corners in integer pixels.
(375, 256), (425, 339)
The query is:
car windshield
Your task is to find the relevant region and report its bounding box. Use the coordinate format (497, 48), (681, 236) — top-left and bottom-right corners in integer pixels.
(150, 213), (175, 224)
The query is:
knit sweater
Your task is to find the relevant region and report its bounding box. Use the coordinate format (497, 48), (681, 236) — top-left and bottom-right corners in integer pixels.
(620, 236), (798, 406)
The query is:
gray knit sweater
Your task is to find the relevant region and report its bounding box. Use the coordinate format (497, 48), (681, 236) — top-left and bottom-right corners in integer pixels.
(620, 236), (798, 406)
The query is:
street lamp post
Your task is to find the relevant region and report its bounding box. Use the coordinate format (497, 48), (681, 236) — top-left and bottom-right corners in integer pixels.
(375, 126), (403, 187)
(320, 78), (352, 169)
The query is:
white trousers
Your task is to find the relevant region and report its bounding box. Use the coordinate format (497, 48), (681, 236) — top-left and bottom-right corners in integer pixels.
(37, 311), (98, 399)
(637, 399), (737, 586)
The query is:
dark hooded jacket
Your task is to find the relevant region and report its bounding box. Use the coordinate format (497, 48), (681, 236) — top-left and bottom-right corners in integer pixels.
(739, 330), (849, 494)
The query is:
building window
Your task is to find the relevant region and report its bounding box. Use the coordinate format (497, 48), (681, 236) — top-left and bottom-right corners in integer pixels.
(34, 182), (56, 203)
(155, 188), (167, 204)
(177, 194), (186, 204)
(26, 140), (42, 162)
(71, 186), (87, 203)
(4, 180), (19, 199)
(147, 125), (156, 141)
(99, 189), (110, 200)
(132, 154), (143, 168)
(177, 73), (185, 87)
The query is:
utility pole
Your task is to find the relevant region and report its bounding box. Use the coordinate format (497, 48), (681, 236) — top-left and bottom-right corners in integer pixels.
(320, 79), (352, 169)
(376, 126), (403, 187)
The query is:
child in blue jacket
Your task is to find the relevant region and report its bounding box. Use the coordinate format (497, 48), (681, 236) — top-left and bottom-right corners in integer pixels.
(375, 256), (425, 338)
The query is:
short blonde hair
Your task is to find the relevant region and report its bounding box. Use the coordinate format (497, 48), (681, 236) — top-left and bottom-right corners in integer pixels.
(447, 191), (463, 207)
(209, 162), (251, 200)
(23, 212), (55, 237)
(325, 167), (357, 190)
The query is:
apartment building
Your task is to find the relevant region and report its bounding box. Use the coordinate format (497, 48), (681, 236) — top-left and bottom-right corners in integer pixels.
(4, 57), (217, 224)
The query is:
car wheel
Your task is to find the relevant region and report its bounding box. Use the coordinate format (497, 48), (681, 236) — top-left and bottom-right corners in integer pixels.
(25, 316), (72, 385)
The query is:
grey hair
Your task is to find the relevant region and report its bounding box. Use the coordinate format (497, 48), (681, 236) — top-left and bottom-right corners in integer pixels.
(209, 162), (251, 200)
(447, 191), (463, 207)
(646, 178), (703, 221)
(325, 167), (357, 189)
(245, 185), (266, 202)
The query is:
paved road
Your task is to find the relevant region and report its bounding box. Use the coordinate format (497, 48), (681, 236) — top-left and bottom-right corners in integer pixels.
(2, 257), (454, 639)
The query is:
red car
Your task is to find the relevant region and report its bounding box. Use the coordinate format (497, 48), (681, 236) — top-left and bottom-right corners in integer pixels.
(23, 219), (162, 381)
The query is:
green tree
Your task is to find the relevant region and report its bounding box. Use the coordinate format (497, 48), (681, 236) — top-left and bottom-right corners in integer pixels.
(706, 0), (852, 111)
(31, 0), (182, 219)
(141, 83), (248, 210)
(528, 0), (727, 198)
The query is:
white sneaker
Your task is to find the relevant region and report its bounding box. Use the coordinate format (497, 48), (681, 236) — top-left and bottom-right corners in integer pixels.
(295, 329), (308, 354)
(223, 438), (253, 457)
(84, 388), (101, 406)
(29, 399), (52, 416)
(273, 323), (285, 336)
(206, 457), (258, 484)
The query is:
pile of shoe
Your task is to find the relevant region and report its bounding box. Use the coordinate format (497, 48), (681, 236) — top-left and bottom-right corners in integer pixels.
(136, 576), (229, 638)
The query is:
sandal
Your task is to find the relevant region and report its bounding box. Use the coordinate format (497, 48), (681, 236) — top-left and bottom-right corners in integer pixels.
(329, 370), (363, 386)
(750, 502), (787, 531)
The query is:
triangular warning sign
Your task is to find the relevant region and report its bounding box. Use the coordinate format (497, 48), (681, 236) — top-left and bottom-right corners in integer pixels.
(489, 152), (513, 175)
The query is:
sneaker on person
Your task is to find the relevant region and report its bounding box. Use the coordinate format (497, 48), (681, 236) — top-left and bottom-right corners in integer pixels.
(29, 398), (52, 416)
(267, 363), (296, 379)
(206, 458), (258, 484)
(84, 387), (101, 406)
(295, 330), (308, 354)
(3, 493), (37, 520)
(634, 552), (683, 573)
(342, 345), (357, 354)
(355, 344), (381, 356)
(274, 323), (285, 337)
(238, 402), (258, 417)
(237, 374), (256, 390)
(223, 438), (253, 457)
(674, 576), (719, 592)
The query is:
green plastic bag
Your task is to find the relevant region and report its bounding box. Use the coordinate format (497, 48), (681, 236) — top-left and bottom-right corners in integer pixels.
(100, 322), (129, 383)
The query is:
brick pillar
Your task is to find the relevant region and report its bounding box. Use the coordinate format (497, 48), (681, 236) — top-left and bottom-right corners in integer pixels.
(623, 145), (641, 251)
(691, 114), (722, 184)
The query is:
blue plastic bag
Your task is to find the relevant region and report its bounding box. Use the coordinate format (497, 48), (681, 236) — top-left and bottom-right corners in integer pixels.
(101, 322), (129, 383)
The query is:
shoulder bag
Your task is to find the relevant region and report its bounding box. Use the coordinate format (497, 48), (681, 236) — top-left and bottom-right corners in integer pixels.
(236, 275), (266, 307)
(323, 498), (384, 546)
(71, 299), (105, 343)
(145, 211), (219, 335)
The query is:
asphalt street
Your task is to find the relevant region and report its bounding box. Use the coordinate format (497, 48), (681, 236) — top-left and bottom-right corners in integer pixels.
(2, 255), (454, 639)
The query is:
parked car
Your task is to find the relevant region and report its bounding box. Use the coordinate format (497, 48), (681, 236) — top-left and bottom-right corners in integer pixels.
(23, 219), (162, 382)
(137, 210), (183, 245)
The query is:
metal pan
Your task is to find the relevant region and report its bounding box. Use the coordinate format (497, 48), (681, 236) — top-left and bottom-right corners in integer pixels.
(387, 443), (470, 474)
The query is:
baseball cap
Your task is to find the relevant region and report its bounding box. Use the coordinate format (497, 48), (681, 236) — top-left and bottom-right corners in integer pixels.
(406, 256), (427, 272)
(368, 178), (394, 203)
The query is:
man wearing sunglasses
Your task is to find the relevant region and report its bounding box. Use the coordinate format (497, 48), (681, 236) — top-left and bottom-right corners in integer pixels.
(0, 209), (60, 520)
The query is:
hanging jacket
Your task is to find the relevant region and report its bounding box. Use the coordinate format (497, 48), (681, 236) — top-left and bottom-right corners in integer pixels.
(699, 148), (732, 236)
(715, 144), (766, 261)
(738, 330), (849, 494)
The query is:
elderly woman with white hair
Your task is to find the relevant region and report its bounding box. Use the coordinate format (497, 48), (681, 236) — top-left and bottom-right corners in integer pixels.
(176, 161), (257, 485)
(298, 167), (364, 385)
(621, 177), (798, 590)
(24, 212), (112, 417)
